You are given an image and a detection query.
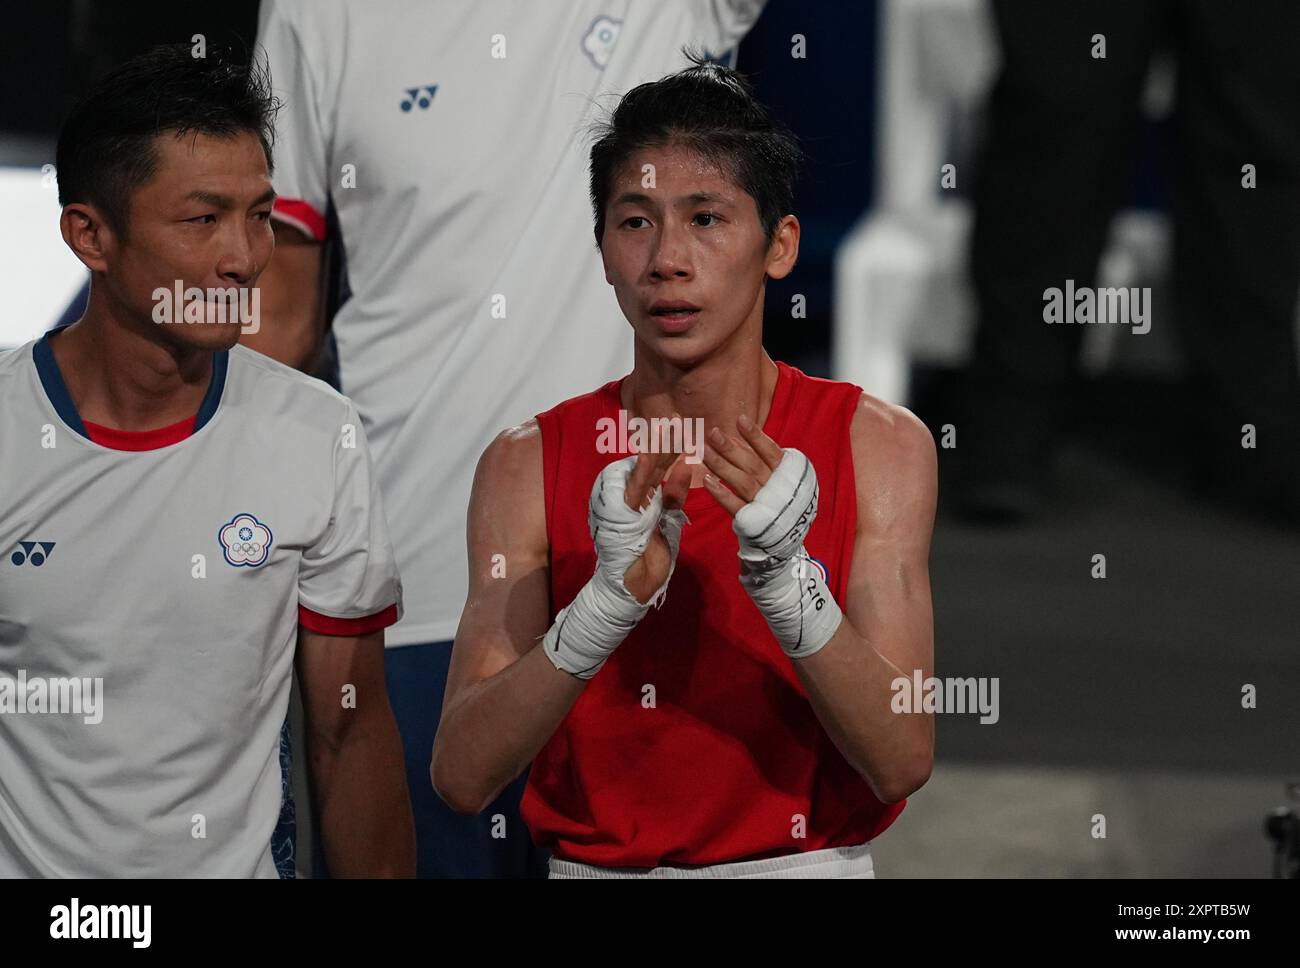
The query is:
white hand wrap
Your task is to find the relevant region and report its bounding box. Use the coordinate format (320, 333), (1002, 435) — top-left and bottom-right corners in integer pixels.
(542, 455), (688, 679)
(732, 448), (843, 659)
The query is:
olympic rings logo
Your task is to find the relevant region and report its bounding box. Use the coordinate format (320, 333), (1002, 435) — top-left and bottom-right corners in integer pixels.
(219, 513), (273, 568)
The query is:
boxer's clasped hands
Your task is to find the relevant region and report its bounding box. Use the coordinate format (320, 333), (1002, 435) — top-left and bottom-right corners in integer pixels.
(543, 410), (843, 678)
(541, 430), (692, 680)
(615, 443), (693, 606)
(702, 414), (844, 659)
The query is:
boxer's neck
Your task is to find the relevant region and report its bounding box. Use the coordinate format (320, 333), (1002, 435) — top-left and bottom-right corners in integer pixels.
(622, 322), (779, 487)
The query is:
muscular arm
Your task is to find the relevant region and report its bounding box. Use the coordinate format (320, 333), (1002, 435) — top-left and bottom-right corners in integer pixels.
(792, 396), (937, 803)
(241, 220), (328, 371)
(296, 627), (415, 876)
(430, 421), (586, 815)
(433, 419), (691, 814)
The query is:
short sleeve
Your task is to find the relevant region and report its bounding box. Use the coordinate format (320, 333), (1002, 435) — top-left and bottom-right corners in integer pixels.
(257, 0), (332, 241)
(298, 400), (403, 635)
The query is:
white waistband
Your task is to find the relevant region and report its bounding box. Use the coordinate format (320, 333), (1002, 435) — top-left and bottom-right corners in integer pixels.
(548, 842), (874, 879)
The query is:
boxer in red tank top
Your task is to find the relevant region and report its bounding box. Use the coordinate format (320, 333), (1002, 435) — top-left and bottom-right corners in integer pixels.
(432, 56), (937, 877)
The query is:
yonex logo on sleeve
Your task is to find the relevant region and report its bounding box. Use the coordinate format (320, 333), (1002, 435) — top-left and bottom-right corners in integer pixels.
(10, 541), (55, 566)
(218, 513), (273, 568)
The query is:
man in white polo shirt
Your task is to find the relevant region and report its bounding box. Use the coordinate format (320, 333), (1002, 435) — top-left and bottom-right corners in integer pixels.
(252, 0), (769, 878)
(0, 44), (414, 877)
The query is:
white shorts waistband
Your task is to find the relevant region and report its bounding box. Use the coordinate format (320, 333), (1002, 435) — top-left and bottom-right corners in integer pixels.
(548, 842), (874, 879)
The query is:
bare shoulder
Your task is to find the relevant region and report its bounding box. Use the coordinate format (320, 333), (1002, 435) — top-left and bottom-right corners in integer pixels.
(849, 392), (937, 467)
(475, 417), (543, 486)
(470, 417), (548, 555)
(847, 392), (938, 535)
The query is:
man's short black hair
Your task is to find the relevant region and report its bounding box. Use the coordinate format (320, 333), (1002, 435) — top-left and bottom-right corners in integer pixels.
(55, 43), (279, 236)
(588, 50), (803, 249)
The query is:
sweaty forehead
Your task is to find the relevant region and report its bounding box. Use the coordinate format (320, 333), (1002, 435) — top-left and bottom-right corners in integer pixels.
(611, 146), (740, 198)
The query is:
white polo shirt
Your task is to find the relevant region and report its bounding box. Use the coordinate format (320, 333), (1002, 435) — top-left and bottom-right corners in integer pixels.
(258, 0), (767, 646)
(0, 331), (402, 877)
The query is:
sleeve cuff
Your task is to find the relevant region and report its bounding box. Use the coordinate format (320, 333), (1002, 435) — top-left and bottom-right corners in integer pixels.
(299, 603), (399, 637)
(272, 197), (328, 242)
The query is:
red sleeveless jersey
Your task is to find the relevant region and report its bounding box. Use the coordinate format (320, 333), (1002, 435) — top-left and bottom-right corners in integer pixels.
(522, 360), (906, 867)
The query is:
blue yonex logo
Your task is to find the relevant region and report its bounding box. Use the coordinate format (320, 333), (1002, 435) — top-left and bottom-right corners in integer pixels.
(400, 85), (438, 112)
(10, 541), (55, 566)
(219, 514), (273, 568)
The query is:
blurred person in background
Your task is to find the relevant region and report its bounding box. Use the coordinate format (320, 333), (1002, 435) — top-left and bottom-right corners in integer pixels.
(952, 1), (1300, 526)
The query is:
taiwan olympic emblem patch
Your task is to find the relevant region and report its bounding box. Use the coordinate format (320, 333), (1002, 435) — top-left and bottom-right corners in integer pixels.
(219, 513), (273, 568)
(581, 16), (621, 69)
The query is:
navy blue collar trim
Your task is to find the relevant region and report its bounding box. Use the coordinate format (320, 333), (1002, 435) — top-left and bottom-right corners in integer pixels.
(195, 349), (227, 432)
(33, 324), (228, 440)
(33, 326), (86, 437)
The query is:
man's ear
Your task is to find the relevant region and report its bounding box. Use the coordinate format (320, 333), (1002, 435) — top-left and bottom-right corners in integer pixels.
(60, 203), (115, 274)
(600, 234), (615, 286)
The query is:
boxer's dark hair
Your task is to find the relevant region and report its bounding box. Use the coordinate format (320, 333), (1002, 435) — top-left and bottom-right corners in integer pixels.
(56, 43), (279, 238)
(588, 49), (802, 249)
